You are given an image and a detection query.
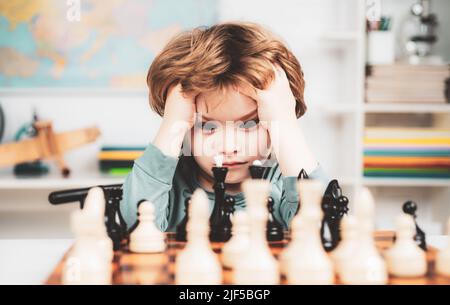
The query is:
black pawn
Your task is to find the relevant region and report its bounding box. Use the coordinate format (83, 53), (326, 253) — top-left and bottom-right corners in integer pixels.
(249, 164), (266, 179)
(266, 197), (284, 241)
(176, 197), (191, 242)
(248, 163), (283, 241)
(402, 200), (427, 251)
(105, 199), (123, 251)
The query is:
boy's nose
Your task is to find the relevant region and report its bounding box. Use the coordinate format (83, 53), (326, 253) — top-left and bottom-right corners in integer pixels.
(219, 126), (239, 155)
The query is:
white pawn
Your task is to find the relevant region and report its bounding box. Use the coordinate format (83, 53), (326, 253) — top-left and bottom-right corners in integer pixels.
(175, 188), (222, 285)
(285, 180), (334, 285)
(129, 201), (166, 253)
(222, 210), (250, 269)
(279, 216), (301, 275)
(436, 218), (450, 277)
(279, 179), (325, 275)
(63, 210), (112, 285)
(331, 214), (359, 277)
(82, 187), (113, 262)
(234, 179), (279, 285)
(280, 180), (322, 275)
(83, 187), (106, 219)
(385, 214), (427, 277)
(340, 187), (388, 284)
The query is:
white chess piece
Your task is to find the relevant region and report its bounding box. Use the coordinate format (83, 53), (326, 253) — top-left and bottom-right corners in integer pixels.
(279, 216), (301, 276)
(339, 187), (388, 284)
(279, 179), (325, 275)
(175, 188), (222, 285)
(82, 187), (113, 262)
(214, 154), (224, 167)
(284, 180), (334, 285)
(63, 210), (112, 285)
(385, 214), (427, 277)
(222, 210), (250, 269)
(83, 187), (106, 219)
(129, 201), (166, 253)
(233, 179), (279, 285)
(436, 218), (450, 277)
(331, 214), (359, 276)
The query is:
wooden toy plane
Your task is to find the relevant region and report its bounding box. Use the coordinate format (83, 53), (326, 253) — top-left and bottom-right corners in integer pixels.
(0, 120), (100, 177)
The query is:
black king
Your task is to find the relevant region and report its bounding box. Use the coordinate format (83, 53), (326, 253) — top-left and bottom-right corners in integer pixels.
(209, 154), (235, 242)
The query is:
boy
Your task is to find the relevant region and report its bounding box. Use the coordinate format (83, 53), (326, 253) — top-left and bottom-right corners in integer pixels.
(120, 22), (328, 232)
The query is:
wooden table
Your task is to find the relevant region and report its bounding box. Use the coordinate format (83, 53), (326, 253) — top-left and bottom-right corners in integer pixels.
(45, 231), (450, 285)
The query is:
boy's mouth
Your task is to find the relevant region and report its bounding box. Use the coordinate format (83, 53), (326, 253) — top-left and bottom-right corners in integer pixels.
(222, 161), (248, 169)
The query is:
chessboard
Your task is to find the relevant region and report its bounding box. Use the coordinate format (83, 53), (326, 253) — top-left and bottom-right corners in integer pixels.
(45, 231), (450, 285)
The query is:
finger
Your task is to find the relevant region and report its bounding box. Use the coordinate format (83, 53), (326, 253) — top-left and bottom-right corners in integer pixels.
(195, 94), (207, 113)
(181, 88), (196, 100)
(259, 120), (270, 130)
(267, 62), (281, 75)
(269, 62), (288, 82)
(167, 83), (179, 97)
(237, 81), (258, 101)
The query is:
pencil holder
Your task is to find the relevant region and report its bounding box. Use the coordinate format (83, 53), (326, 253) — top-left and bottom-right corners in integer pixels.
(367, 31), (395, 64)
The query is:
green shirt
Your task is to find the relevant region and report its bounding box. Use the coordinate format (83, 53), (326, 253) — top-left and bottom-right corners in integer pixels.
(119, 142), (329, 232)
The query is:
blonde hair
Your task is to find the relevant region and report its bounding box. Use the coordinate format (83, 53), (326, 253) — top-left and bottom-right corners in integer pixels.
(147, 22), (307, 118)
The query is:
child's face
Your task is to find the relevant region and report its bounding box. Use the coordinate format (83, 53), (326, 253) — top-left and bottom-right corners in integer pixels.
(190, 86), (272, 184)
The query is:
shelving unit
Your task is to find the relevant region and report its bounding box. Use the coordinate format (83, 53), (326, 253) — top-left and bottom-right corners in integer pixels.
(337, 0), (450, 233)
(0, 170), (124, 190)
(364, 103), (450, 114)
(362, 178), (450, 188)
(303, 3), (449, 183)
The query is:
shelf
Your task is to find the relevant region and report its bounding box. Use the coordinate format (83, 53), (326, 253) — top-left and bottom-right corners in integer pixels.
(0, 88), (148, 98)
(0, 170), (125, 190)
(317, 103), (358, 114)
(364, 103), (450, 114)
(362, 177), (450, 187)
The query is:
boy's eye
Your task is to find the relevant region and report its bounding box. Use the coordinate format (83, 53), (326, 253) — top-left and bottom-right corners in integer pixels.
(201, 122), (217, 133)
(238, 119), (259, 130)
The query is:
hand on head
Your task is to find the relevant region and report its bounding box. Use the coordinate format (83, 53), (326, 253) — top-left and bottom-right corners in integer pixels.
(234, 64), (298, 130)
(164, 83), (198, 129)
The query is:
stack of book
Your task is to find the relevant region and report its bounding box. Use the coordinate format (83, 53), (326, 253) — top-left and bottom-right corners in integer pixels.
(365, 64), (449, 103)
(364, 127), (450, 178)
(98, 146), (145, 176)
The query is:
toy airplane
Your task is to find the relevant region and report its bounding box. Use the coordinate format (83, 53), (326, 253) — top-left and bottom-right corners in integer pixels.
(0, 120), (100, 177)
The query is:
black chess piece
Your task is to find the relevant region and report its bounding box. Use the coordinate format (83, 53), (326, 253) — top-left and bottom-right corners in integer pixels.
(175, 197), (191, 242)
(48, 184), (128, 250)
(402, 200), (427, 251)
(249, 162), (284, 241)
(249, 163), (266, 179)
(294, 168), (309, 216)
(210, 165), (234, 242)
(225, 196), (236, 224)
(104, 190), (126, 250)
(297, 168), (309, 180)
(266, 197), (284, 241)
(320, 179), (349, 252)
